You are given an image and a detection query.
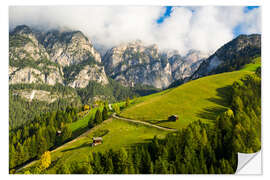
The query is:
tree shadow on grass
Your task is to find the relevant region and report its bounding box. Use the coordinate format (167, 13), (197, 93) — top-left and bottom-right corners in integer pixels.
(72, 126), (89, 139)
(207, 85), (232, 107)
(196, 85), (232, 121)
(61, 142), (92, 153)
(148, 119), (174, 124)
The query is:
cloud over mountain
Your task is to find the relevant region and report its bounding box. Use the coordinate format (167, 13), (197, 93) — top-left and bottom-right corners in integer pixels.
(9, 6), (261, 55)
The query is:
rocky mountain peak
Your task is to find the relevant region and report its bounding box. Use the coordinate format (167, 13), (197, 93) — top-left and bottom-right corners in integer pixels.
(41, 29), (101, 66)
(9, 25), (108, 88)
(11, 25), (32, 35)
(215, 34), (261, 59)
(190, 34), (261, 80)
(102, 41), (208, 89)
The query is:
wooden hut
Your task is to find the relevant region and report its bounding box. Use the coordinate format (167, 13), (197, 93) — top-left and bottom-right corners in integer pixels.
(92, 137), (103, 146)
(56, 130), (62, 136)
(168, 115), (178, 122)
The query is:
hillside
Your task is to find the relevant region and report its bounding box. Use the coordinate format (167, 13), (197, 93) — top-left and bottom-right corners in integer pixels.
(190, 34), (261, 80)
(17, 58), (261, 174)
(119, 59), (260, 129)
(21, 118), (168, 174)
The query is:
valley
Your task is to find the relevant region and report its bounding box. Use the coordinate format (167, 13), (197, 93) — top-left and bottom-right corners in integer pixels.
(9, 24), (261, 174)
(16, 57), (260, 173)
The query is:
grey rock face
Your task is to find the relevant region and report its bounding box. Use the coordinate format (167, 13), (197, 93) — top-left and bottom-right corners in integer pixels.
(9, 25), (108, 87)
(9, 67), (45, 84)
(169, 50), (209, 81)
(68, 65), (109, 88)
(42, 30), (101, 66)
(9, 26), (64, 85)
(103, 41), (208, 89)
(190, 34), (261, 80)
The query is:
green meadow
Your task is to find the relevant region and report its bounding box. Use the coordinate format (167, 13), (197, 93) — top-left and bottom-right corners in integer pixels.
(241, 57), (261, 72)
(120, 70), (254, 129)
(45, 119), (168, 173)
(22, 58), (261, 173)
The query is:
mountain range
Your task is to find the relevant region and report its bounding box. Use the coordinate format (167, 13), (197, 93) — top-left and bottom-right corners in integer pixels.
(9, 25), (261, 103)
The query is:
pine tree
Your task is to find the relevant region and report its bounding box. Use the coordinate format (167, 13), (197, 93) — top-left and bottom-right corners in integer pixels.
(154, 157), (168, 174)
(16, 142), (24, 165)
(37, 137), (47, 158)
(209, 165), (215, 174)
(201, 129), (208, 146)
(105, 157), (114, 174)
(125, 97), (130, 107)
(102, 106), (109, 121)
(116, 148), (128, 173)
(57, 163), (70, 174)
(9, 144), (16, 169)
(94, 109), (103, 125)
(61, 125), (72, 143)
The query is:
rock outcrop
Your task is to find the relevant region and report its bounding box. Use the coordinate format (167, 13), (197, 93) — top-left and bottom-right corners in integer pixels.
(190, 34), (261, 80)
(9, 25), (108, 87)
(9, 25), (64, 85)
(68, 65), (109, 88)
(41, 30), (101, 66)
(103, 41), (208, 89)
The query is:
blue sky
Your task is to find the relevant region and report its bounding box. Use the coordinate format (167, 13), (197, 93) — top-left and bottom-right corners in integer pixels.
(156, 6), (260, 36)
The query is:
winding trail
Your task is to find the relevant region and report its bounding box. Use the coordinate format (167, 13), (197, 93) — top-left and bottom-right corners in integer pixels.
(112, 113), (177, 132)
(15, 114), (111, 173)
(16, 113), (176, 172)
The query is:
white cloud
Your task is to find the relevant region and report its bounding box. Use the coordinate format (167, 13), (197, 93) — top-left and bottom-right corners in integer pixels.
(239, 8), (261, 34)
(9, 6), (261, 55)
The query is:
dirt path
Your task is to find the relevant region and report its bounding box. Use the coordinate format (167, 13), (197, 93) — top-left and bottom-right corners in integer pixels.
(16, 118), (112, 172)
(112, 114), (177, 132)
(16, 113), (176, 172)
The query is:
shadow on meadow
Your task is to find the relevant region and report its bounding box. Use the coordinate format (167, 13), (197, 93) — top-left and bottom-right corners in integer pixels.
(61, 142), (92, 152)
(196, 85), (232, 121)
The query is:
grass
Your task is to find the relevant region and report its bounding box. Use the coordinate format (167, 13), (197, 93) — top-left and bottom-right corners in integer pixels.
(44, 119), (168, 173)
(22, 57), (261, 173)
(69, 109), (96, 133)
(120, 70), (254, 130)
(241, 57), (261, 72)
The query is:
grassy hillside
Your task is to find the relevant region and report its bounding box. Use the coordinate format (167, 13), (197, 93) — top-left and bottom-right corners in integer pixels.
(241, 57), (261, 72)
(120, 70), (255, 130)
(33, 119), (167, 173)
(21, 58), (261, 174)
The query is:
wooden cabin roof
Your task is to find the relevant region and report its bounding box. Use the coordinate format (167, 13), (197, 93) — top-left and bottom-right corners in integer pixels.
(93, 137), (103, 141)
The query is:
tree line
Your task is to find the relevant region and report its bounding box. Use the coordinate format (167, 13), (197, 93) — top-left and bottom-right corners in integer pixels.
(50, 68), (261, 174)
(9, 101), (114, 172)
(9, 107), (79, 170)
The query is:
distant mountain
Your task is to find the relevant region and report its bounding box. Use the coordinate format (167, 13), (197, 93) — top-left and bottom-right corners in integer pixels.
(190, 34), (261, 81)
(9, 25), (261, 100)
(9, 25), (64, 86)
(9, 25), (109, 89)
(102, 40), (209, 89)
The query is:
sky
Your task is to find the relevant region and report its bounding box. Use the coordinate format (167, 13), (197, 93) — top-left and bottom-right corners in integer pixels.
(9, 6), (261, 55)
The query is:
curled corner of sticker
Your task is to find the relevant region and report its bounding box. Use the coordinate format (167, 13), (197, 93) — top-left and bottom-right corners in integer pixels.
(235, 150), (262, 175)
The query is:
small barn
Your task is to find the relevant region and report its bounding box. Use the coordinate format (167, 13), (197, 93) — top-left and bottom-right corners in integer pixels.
(92, 137), (103, 146)
(168, 115), (178, 122)
(56, 130), (62, 136)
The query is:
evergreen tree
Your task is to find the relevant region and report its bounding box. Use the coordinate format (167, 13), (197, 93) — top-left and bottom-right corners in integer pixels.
(16, 142), (24, 165)
(102, 106), (109, 121)
(37, 137), (47, 158)
(94, 109), (103, 125)
(125, 97), (130, 107)
(116, 148), (128, 173)
(9, 144), (16, 169)
(61, 125), (72, 143)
